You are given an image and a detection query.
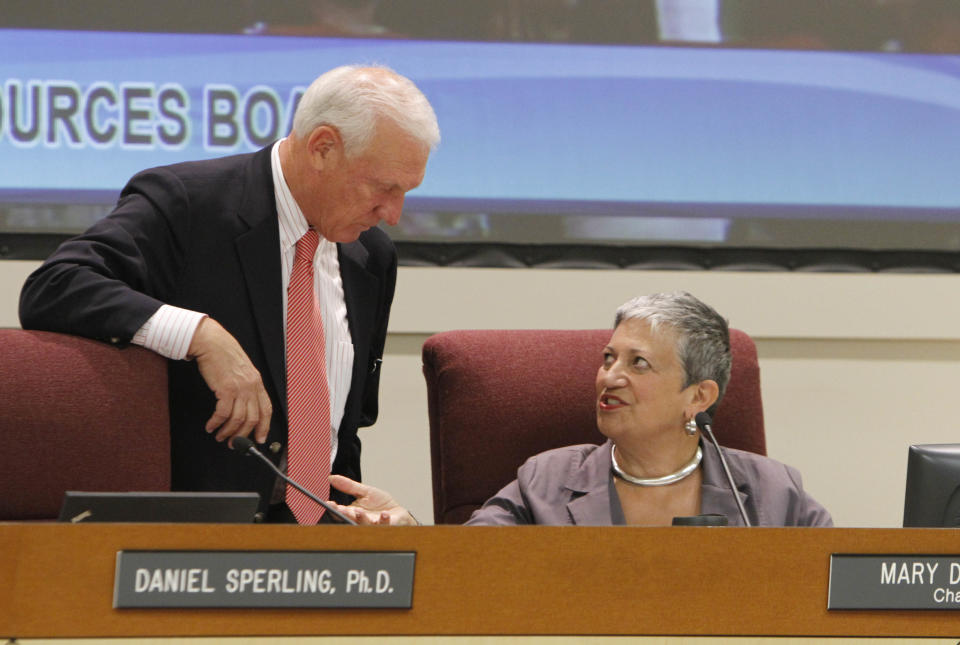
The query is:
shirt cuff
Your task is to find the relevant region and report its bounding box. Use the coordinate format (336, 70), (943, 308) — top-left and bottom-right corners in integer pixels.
(132, 305), (207, 360)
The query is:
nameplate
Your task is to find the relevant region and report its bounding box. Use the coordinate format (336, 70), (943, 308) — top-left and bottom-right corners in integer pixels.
(828, 554), (960, 609)
(113, 550), (415, 608)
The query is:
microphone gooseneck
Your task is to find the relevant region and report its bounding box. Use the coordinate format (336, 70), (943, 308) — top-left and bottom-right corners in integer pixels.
(695, 412), (752, 527)
(231, 436), (356, 526)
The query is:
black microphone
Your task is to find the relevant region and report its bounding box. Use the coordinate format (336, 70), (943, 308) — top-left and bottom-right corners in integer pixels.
(231, 436), (356, 526)
(695, 412), (752, 527)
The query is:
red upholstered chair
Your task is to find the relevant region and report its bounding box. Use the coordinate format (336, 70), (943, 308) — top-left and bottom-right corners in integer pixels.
(423, 328), (765, 524)
(0, 330), (170, 520)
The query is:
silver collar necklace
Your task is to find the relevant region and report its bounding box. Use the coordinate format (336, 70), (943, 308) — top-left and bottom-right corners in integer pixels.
(611, 444), (702, 486)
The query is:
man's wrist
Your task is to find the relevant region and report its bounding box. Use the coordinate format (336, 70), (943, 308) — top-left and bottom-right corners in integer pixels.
(135, 305), (207, 360)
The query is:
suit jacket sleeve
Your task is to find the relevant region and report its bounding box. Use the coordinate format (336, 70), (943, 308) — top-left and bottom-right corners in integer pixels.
(19, 167), (195, 344)
(713, 446), (835, 527)
(464, 451), (560, 526)
(465, 479), (533, 526)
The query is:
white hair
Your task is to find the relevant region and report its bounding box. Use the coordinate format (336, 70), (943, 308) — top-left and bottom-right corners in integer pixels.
(292, 64), (440, 156)
(615, 291), (732, 409)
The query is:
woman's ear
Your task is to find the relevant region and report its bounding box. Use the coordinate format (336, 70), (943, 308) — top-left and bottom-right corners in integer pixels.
(689, 379), (719, 415)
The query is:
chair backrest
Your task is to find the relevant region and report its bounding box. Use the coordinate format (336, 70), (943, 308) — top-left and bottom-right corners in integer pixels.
(0, 329), (171, 520)
(423, 328), (765, 524)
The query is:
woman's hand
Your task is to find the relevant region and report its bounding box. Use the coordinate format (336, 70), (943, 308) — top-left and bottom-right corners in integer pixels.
(328, 474), (419, 526)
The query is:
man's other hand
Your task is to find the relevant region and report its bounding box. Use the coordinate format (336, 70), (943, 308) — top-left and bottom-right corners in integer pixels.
(328, 474), (418, 526)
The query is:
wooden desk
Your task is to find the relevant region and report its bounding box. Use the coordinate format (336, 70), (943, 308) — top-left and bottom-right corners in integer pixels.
(1, 524), (958, 638)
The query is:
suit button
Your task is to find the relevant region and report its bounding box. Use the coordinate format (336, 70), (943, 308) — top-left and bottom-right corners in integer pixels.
(253, 512), (265, 523)
(109, 337), (120, 344)
(269, 442), (282, 454)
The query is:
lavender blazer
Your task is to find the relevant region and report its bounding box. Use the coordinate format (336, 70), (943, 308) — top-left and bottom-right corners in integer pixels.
(465, 439), (833, 526)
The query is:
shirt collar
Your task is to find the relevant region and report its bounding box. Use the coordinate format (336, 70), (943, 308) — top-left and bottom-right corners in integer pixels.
(271, 138), (310, 251)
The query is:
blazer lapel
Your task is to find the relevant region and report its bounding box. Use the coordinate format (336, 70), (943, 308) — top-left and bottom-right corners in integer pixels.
(565, 440), (616, 525)
(338, 240), (379, 392)
(700, 440), (754, 526)
(234, 148), (286, 413)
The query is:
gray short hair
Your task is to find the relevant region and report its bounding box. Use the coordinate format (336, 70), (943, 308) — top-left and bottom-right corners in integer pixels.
(292, 64), (440, 156)
(614, 291), (732, 410)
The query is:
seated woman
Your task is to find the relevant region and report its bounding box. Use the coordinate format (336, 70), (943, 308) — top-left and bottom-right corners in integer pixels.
(331, 291), (832, 527)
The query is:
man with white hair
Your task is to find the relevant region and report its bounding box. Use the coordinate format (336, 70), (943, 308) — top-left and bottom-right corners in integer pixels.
(20, 65), (440, 523)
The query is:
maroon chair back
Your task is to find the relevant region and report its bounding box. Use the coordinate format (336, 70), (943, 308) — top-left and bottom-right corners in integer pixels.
(423, 328), (765, 524)
(0, 330), (170, 520)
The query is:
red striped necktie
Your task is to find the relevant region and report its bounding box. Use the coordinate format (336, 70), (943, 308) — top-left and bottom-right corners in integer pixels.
(285, 228), (331, 524)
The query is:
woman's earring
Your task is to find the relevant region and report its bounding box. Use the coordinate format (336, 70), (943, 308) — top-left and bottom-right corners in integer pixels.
(684, 418), (698, 436)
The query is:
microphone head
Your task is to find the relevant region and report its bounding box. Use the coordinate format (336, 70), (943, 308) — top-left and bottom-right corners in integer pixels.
(694, 411), (713, 432)
(231, 436), (255, 454)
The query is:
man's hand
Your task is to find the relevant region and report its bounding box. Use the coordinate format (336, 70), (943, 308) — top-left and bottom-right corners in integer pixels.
(328, 474), (418, 526)
(188, 317), (272, 444)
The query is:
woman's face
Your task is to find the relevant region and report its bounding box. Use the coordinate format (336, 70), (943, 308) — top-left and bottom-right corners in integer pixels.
(595, 317), (699, 443)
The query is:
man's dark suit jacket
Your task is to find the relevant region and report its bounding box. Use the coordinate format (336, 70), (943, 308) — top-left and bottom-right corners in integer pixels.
(19, 145), (397, 513)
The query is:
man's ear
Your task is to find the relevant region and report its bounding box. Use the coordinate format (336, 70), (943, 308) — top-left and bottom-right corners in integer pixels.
(306, 125), (342, 170)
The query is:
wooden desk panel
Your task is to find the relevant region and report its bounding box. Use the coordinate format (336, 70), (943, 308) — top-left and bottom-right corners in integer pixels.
(2, 524), (959, 638)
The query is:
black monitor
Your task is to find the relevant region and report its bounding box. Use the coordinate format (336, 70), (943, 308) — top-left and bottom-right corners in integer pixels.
(903, 444), (960, 527)
(58, 491), (261, 524)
